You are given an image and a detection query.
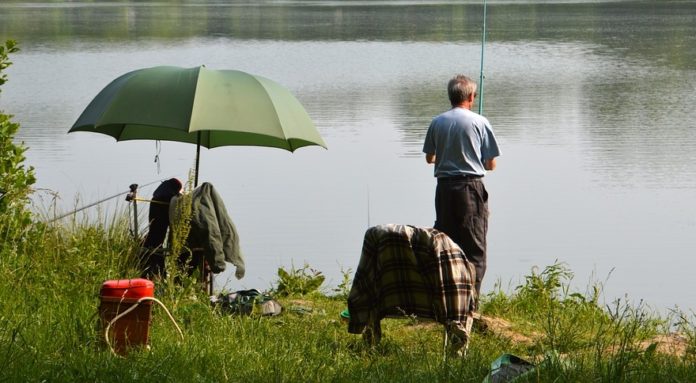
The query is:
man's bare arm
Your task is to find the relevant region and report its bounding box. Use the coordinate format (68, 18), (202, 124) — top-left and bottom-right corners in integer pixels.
(425, 153), (436, 164)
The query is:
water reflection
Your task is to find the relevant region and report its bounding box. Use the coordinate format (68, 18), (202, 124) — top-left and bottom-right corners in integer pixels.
(2, 1), (695, 72)
(1, 1), (695, 310)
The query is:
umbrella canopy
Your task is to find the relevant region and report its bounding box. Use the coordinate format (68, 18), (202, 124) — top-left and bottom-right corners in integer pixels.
(69, 65), (326, 184)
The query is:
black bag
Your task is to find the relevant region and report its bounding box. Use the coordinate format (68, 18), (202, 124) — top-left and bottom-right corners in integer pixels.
(212, 289), (282, 316)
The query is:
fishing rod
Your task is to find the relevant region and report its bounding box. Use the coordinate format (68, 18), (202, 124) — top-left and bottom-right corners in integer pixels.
(46, 178), (168, 223)
(478, 0), (488, 115)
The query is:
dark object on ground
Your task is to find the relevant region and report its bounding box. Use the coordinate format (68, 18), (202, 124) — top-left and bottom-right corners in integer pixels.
(483, 354), (535, 383)
(211, 289), (282, 316)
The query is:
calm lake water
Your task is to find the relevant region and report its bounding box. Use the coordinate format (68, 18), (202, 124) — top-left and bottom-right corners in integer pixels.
(1, 0), (695, 312)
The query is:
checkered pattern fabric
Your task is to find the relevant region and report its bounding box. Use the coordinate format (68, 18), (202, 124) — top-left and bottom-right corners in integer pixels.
(347, 224), (476, 334)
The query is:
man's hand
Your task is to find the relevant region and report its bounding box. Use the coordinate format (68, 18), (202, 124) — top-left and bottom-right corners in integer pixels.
(484, 158), (497, 171)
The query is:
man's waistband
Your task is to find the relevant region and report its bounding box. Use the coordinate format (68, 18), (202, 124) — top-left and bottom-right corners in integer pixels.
(437, 174), (483, 183)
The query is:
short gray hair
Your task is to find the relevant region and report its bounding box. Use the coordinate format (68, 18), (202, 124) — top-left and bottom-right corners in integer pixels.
(447, 75), (477, 106)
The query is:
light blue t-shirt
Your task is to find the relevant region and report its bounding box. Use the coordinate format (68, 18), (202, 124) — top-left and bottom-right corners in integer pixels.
(422, 107), (500, 178)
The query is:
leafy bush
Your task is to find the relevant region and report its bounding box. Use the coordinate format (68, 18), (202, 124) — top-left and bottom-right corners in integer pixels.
(275, 263), (325, 296)
(331, 267), (353, 300)
(0, 39), (36, 243)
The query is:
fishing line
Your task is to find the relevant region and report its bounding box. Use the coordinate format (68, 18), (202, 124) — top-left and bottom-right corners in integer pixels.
(478, 0), (488, 115)
(46, 178), (171, 223)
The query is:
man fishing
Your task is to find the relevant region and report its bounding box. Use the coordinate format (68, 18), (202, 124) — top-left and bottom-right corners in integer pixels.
(422, 74), (500, 300)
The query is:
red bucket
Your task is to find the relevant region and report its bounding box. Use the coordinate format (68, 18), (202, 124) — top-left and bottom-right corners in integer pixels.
(99, 278), (154, 355)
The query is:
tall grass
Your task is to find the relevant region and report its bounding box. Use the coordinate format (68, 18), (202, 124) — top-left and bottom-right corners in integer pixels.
(1, 209), (696, 382)
(482, 262), (696, 382)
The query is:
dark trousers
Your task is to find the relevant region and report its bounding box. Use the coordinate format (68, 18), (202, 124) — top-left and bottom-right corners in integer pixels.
(434, 177), (489, 297)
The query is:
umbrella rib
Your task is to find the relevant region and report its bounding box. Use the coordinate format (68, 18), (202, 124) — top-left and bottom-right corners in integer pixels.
(246, 74), (288, 147)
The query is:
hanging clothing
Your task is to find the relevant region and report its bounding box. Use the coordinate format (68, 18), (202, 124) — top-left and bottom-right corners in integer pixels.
(143, 178), (183, 249)
(139, 178), (183, 278)
(347, 224), (476, 335)
(170, 182), (245, 277)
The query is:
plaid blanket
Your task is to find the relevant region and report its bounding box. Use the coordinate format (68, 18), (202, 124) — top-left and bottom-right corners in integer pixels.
(347, 224), (476, 334)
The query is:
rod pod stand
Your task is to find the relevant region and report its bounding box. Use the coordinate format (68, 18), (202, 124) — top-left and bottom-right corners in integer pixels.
(125, 183), (139, 240)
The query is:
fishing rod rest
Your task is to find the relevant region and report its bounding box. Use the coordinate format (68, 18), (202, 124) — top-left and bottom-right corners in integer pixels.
(125, 183), (139, 202)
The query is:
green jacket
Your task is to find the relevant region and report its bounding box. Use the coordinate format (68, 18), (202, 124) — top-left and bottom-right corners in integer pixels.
(171, 182), (245, 277)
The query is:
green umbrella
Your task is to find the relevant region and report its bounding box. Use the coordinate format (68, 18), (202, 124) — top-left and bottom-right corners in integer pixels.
(69, 65), (327, 185)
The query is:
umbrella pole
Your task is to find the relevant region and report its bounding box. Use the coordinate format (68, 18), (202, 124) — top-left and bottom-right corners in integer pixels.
(193, 131), (213, 294)
(194, 132), (201, 187)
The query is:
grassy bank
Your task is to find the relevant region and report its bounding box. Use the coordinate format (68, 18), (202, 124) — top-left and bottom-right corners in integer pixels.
(1, 210), (695, 383)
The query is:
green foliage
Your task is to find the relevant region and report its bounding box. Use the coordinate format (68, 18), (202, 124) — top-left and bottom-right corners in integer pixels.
(331, 267), (353, 300)
(0, 39), (36, 243)
(167, 170), (194, 260)
(480, 262), (683, 382)
(160, 170), (201, 299)
(0, 39), (18, 88)
(275, 263), (325, 296)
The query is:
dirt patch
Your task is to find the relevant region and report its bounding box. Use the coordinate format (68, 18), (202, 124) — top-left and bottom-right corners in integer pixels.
(288, 299), (314, 307)
(474, 313), (691, 357)
(474, 313), (538, 345)
(639, 333), (690, 357)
